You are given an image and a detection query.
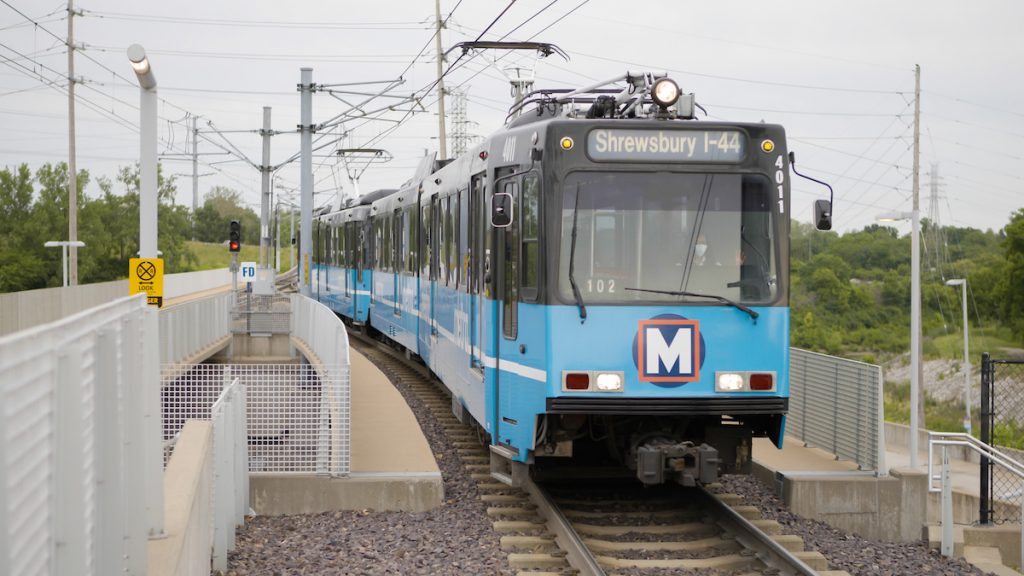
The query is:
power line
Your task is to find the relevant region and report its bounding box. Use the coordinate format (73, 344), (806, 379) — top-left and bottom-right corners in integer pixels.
(81, 10), (430, 30)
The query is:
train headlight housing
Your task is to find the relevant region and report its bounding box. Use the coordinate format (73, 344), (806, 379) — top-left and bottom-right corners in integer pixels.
(650, 78), (680, 109)
(595, 372), (623, 391)
(716, 373), (745, 392)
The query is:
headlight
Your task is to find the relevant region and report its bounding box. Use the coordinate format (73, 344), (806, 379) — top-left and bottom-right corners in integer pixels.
(651, 78), (680, 108)
(595, 372), (623, 391)
(716, 373), (745, 392)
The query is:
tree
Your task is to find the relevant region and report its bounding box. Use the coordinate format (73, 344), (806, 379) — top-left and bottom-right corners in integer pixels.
(1001, 208), (1024, 341)
(194, 186), (260, 245)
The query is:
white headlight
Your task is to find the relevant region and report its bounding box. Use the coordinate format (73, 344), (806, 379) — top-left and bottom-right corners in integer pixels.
(717, 373), (745, 392)
(595, 372), (623, 391)
(651, 78), (680, 108)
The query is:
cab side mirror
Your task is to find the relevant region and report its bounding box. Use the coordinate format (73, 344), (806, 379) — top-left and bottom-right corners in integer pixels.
(814, 199), (832, 231)
(491, 193), (513, 228)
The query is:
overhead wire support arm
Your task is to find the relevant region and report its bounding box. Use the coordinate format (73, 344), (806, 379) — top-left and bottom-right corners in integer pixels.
(444, 41), (568, 61)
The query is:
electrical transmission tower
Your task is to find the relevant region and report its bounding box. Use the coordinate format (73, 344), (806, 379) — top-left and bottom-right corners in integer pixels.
(925, 162), (946, 271)
(449, 89), (477, 156)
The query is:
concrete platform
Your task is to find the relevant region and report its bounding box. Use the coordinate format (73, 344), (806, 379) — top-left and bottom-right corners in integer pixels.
(753, 435), (1024, 574)
(250, 348), (443, 514)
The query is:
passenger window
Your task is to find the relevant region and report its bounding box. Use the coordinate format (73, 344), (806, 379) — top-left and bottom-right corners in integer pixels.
(521, 173), (540, 301)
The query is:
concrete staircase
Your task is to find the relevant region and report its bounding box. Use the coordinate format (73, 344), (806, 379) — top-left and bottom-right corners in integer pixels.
(926, 524), (1023, 575)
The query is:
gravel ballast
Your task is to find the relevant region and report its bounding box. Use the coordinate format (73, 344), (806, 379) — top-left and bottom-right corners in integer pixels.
(224, 345), (994, 575)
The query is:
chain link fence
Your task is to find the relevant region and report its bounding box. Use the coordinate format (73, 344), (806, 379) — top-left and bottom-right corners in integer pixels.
(981, 354), (1024, 524)
(231, 294), (291, 335)
(161, 362), (350, 476)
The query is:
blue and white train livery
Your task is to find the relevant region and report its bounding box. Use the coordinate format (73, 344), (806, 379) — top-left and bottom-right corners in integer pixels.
(312, 73), (833, 486)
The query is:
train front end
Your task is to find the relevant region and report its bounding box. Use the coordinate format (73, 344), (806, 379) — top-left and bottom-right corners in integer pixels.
(536, 119), (791, 485)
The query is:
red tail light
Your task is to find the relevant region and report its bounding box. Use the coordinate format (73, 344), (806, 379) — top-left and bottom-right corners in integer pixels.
(565, 372), (590, 390)
(749, 373), (774, 390)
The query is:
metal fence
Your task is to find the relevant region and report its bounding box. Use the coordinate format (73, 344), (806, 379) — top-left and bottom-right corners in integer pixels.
(232, 293), (291, 335)
(929, 431), (1024, 569)
(981, 353), (1024, 524)
(787, 347), (885, 473)
(160, 292), (232, 364)
(0, 295), (162, 576)
(162, 363), (350, 476)
(211, 378), (249, 571)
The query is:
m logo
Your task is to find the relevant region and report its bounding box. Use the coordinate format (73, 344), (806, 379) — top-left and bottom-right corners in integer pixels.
(635, 317), (701, 383)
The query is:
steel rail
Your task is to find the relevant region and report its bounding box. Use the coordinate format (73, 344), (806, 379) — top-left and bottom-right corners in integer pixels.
(522, 478), (607, 576)
(699, 485), (819, 576)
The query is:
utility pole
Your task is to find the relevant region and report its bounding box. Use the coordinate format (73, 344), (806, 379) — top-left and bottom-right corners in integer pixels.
(911, 63), (924, 464)
(67, 0), (79, 285)
(299, 68), (313, 296)
(191, 115), (199, 240)
(434, 0), (448, 160)
(260, 106), (272, 267)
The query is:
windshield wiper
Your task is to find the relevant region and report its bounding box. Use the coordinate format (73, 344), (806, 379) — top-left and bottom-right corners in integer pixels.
(568, 183), (587, 323)
(623, 287), (759, 321)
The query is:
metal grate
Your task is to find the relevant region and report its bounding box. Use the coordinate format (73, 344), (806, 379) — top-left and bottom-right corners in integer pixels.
(161, 363), (350, 476)
(982, 356), (1024, 524)
(788, 348), (884, 472)
(231, 294), (291, 335)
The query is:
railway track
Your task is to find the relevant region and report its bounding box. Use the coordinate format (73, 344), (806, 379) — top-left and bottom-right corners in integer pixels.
(350, 330), (851, 576)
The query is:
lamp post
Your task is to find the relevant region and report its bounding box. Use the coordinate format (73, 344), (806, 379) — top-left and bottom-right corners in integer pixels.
(127, 44), (158, 260)
(946, 278), (971, 435)
(879, 209), (922, 467)
(44, 240), (85, 287)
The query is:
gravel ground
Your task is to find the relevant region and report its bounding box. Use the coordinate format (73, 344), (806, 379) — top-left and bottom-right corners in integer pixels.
(719, 474), (990, 576)
(223, 344), (992, 576)
(224, 353), (510, 576)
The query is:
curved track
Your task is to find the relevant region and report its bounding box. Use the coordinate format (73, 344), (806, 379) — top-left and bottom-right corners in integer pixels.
(350, 329), (849, 576)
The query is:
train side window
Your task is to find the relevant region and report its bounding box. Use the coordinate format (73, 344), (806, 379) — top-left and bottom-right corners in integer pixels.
(469, 174), (484, 295)
(440, 196), (449, 286)
(458, 188), (469, 292)
(502, 179), (519, 340)
(451, 193), (460, 289)
(430, 197), (440, 281)
(422, 201), (431, 278)
(405, 207), (417, 274)
(521, 172), (540, 302)
(393, 209), (403, 273)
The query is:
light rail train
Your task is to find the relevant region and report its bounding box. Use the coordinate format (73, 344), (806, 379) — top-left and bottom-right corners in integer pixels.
(312, 72), (833, 486)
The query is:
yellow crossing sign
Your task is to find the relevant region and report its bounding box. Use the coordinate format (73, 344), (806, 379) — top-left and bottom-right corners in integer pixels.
(129, 258), (164, 308)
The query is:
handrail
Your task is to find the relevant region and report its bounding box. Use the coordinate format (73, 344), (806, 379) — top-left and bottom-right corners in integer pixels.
(927, 432), (1024, 490)
(928, 432), (1024, 569)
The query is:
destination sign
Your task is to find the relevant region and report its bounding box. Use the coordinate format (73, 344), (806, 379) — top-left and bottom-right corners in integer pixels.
(587, 129), (746, 162)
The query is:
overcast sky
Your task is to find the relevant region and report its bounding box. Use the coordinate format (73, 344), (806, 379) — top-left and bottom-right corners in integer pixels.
(1, 0), (1022, 235)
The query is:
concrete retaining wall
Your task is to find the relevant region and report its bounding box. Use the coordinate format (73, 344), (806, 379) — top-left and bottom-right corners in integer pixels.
(148, 420), (213, 576)
(250, 474), (444, 514)
(754, 460), (928, 542)
(0, 268), (230, 336)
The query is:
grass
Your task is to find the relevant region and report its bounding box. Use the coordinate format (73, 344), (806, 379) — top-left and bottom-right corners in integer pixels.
(930, 325), (1021, 359)
(884, 380), (1024, 449)
(185, 241), (295, 272)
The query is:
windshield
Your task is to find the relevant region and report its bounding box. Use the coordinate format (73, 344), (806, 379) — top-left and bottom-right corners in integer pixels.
(558, 171), (778, 305)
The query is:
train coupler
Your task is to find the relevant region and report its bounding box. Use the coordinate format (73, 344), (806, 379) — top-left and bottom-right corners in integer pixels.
(635, 441), (720, 486)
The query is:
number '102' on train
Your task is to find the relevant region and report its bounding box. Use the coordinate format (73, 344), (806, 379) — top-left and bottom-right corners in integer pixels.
(312, 72), (834, 486)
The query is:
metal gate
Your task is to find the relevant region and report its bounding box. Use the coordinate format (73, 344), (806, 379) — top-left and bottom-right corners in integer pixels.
(980, 352), (1024, 523)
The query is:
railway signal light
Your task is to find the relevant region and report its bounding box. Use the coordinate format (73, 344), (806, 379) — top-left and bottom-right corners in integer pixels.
(229, 220), (241, 252)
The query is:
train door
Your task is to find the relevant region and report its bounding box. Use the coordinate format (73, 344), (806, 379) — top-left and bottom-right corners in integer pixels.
(430, 196), (441, 343)
(492, 168), (519, 447)
(392, 209), (402, 318)
(470, 173), (485, 370)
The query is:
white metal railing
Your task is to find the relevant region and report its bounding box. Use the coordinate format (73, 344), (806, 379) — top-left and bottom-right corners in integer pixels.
(289, 293), (351, 476)
(162, 363), (350, 476)
(211, 376), (249, 572)
(0, 294), (163, 576)
(788, 347), (886, 473)
(929, 432), (1024, 567)
(160, 292), (232, 364)
(0, 268), (231, 337)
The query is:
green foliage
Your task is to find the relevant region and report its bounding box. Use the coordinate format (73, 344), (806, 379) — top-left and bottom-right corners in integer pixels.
(791, 214), (1023, 357)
